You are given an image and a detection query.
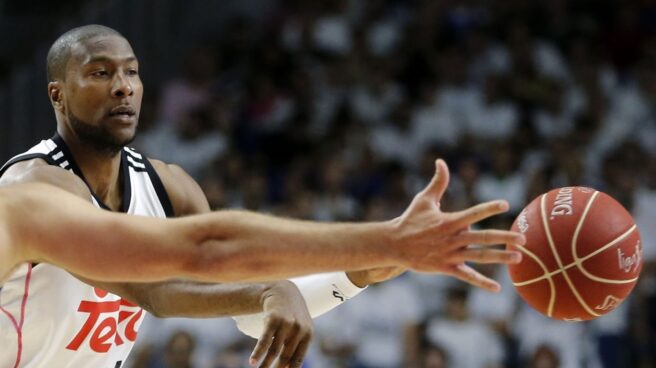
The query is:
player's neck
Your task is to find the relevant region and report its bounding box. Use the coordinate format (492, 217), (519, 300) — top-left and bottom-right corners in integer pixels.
(57, 129), (124, 211)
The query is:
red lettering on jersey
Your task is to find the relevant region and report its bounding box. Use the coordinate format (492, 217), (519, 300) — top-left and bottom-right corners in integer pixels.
(90, 318), (117, 352)
(66, 298), (143, 352)
(66, 301), (120, 351)
(123, 309), (143, 342)
(114, 308), (143, 346)
(94, 288), (109, 298)
(120, 299), (137, 307)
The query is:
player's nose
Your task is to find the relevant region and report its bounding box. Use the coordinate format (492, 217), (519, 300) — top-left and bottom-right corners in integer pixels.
(111, 74), (133, 98)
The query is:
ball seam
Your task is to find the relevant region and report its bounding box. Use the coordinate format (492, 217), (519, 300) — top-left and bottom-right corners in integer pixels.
(540, 191), (600, 318)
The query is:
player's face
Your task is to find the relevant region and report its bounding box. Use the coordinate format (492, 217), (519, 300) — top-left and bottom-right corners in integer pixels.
(63, 35), (143, 153)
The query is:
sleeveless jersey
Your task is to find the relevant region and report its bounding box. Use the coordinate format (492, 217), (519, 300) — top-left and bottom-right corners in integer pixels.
(0, 133), (173, 368)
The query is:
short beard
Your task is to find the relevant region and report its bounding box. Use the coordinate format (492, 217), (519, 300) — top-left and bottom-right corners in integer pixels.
(68, 110), (134, 156)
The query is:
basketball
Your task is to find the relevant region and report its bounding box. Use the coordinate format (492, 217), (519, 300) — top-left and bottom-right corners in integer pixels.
(507, 187), (643, 321)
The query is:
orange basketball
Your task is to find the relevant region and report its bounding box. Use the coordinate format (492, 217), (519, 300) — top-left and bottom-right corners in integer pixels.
(507, 187), (643, 321)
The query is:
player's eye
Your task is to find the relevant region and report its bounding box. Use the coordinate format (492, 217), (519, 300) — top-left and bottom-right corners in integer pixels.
(127, 69), (139, 76)
(91, 70), (109, 77)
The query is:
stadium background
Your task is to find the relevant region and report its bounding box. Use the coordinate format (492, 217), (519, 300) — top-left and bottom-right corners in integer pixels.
(1, 0), (656, 367)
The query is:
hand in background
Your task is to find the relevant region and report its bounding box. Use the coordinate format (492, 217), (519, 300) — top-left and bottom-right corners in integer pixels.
(249, 281), (313, 368)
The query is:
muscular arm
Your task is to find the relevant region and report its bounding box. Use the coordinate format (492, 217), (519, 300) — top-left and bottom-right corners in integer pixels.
(1, 160), (525, 287)
(3, 182), (398, 283)
(4, 158), (525, 281)
(79, 275), (301, 318)
(5, 167), (524, 284)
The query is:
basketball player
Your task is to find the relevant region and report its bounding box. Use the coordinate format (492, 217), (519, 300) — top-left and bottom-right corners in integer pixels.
(0, 24), (523, 368)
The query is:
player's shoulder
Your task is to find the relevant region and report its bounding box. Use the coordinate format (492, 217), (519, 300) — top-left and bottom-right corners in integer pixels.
(148, 158), (181, 176)
(147, 159), (208, 216)
(0, 158), (90, 199)
(2, 158), (66, 184)
(2, 157), (49, 175)
(147, 159), (191, 189)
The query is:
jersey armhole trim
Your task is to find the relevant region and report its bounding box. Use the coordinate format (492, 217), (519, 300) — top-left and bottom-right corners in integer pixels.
(142, 158), (175, 218)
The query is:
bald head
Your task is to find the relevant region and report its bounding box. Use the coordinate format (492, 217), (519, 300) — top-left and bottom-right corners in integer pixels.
(47, 25), (124, 82)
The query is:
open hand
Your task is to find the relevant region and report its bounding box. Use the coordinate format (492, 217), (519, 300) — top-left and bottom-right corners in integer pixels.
(390, 159), (525, 292)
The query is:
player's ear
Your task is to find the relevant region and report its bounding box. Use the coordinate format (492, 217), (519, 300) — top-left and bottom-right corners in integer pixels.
(48, 81), (64, 112)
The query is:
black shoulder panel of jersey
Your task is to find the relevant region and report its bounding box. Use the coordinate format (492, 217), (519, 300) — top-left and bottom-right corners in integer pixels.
(131, 149), (175, 218)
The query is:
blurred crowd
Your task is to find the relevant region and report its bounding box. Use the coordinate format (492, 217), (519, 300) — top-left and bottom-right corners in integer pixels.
(126, 0), (656, 367)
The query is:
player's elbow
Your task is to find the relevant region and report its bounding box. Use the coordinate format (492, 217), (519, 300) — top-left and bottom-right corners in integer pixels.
(171, 213), (267, 283)
(138, 296), (168, 318)
(175, 238), (230, 282)
(122, 285), (172, 318)
(178, 239), (262, 283)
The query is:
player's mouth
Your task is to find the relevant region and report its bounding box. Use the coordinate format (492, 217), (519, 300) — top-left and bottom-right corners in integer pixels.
(108, 105), (137, 123)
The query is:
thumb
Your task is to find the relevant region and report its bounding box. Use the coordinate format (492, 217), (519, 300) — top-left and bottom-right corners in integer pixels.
(422, 159), (450, 202)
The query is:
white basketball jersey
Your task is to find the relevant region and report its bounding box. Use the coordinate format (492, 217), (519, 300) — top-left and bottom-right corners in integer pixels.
(0, 134), (173, 368)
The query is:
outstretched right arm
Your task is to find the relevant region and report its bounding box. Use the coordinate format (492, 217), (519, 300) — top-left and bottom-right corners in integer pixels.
(2, 160), (525, 286)
(2, 182), (398, 283)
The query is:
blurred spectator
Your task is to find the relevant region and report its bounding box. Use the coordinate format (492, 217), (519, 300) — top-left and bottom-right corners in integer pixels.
(349, 61), (403, 125)
(590, 300), (634, 368)
(420, 342), (449, 368)
(424, 287), (505, 368)
(311, 0), (353, 55)
(210, 341), (252, 368)
(473, 144), (527, 213)
(411, 80), (462, 151)
(133, 315), (246, 368)
(138, 106), (228, 178)
(165, 331), (196, 368)
(360, 0), (405, 57)
(464, 74), (519, 142)
(531, 79), (583, 140)
(369, 101), (423, 168)
(529, 344), (560, 368)
(312, 276), (424, 368)
(466, 27), (512, 83)
(633, 156), (656, 263)
(313, 158), (360, 221)
(199, 174), (228, 210)
(512, 306), (592, 368)
(435, 47), (478, 121)
(156, 47), (219, 125)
